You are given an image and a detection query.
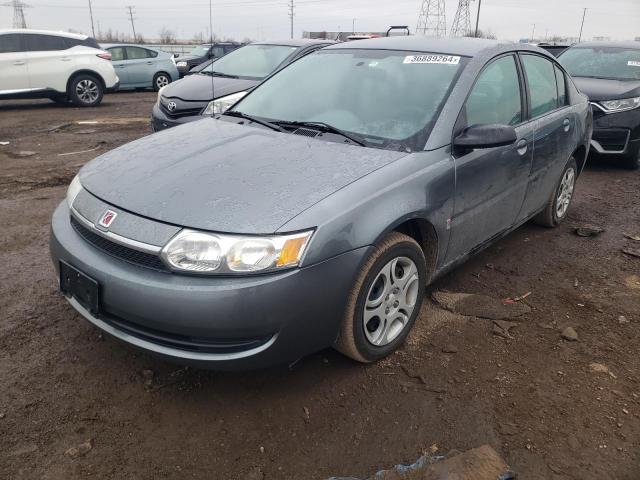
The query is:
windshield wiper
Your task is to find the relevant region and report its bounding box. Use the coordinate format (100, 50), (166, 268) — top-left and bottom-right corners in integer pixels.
(210, 71), (239, 79)
(223, 110), (283, 132)
(273, 120), (366, 146)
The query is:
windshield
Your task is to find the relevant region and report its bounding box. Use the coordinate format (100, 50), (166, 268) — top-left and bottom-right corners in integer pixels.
(189, 45), (210, 57)
(231, 49), (466, 150)
(200, 44), (298, 79)
(560, 47), (640, 81)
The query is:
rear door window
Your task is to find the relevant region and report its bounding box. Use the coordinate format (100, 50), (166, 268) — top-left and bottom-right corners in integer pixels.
(109, 47), (126, 61)
(521, 54), (560, 117)
(24, 34), (68, 52)
(0, 33), (23, 53)
(125, 46), (149, 60)
(554, 65), (567, 107)
(463, 55), (523, 127)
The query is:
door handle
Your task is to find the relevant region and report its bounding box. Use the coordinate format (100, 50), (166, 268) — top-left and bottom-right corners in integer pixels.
(516, 139), (528, 156)
(562, 118), (571, 132)
(60, 57), (72, 62)
(13, 60), (25, 65)
(146, 61), (153, 65)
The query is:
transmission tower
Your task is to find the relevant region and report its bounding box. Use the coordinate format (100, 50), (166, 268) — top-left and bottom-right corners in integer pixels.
(1, 0), (30, 29)
(416, 0), (446, 37)
(450, 0), (474, 37)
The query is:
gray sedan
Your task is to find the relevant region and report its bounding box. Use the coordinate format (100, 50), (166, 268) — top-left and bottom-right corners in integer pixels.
(51, 37), (591, 369)
(102, 44), (179, 91)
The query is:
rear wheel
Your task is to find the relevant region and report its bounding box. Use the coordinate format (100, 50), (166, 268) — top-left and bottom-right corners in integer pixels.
(335, 232), (426, 363)
(68, 74), (103, 107)
(534, 157), (578, 227)
(153, 72), (171, 92)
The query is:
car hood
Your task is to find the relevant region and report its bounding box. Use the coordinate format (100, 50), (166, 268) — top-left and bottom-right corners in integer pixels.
(175, 55), (200, 62)
(572, 76), (640, 102)
(79, 119), (408, 234)
(161, 74), (258, 102)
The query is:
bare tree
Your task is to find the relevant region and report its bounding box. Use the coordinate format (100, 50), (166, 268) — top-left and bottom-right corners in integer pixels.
(159, 27), (176, 44)
(192, 31), (205, 44)
(464, 29), (497, 39)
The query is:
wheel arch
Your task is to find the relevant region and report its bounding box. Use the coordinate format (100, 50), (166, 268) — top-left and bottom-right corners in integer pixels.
(572, 144), (588, 175)
(66, 70), (106, 93)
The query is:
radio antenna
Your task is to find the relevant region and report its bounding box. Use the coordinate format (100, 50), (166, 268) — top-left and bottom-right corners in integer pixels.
(209, 0), (215, 118)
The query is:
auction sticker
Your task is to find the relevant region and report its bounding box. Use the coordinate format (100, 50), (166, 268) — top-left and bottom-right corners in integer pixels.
(628, 60), (640, 67)
(404, 54), (460, 65)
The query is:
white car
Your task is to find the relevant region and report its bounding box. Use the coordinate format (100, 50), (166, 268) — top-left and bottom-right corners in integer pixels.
(0, 29), (119, 107)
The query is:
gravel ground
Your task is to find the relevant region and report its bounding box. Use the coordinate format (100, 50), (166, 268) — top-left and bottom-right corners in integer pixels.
(1, 92), (639, 480)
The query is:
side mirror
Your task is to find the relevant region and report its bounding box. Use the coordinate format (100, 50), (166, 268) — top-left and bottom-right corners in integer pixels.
(453, 124), (517, 150)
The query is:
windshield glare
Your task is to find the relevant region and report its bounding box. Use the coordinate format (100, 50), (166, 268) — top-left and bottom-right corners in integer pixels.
(560, 47), (640, 80)
(232, 50), (465, 150)
(201, 44), (297, 78)
(190, 45), (210, 57)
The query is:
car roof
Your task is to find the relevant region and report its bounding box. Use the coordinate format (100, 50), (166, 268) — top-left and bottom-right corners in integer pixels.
(101, 43), (163, 51)
(0, 29), (88, 40)
(252, 39), (337, 47)
(326, 35), (514, 57)
(568, 41), (640, 50)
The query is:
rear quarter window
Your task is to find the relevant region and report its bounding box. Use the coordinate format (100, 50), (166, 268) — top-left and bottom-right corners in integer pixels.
(521, 54), (559, 118)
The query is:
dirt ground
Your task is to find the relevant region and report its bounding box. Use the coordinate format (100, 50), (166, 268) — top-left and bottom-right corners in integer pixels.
(1, 92), (639, 480)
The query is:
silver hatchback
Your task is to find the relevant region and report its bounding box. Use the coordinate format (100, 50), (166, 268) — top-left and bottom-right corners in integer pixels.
(102, 44), (179, 91)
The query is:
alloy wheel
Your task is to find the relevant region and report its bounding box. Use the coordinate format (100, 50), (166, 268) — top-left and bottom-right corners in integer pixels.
(555, 167), (575, 218)
(156, 75), (169, 89)
(363, 256), (420, 346)
(75, 79), (99, 104)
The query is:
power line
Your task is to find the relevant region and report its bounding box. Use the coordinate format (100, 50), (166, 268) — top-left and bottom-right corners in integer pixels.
(450, 0), (473, 37)
(416, 0), (446, 37)
(126, 5), (136, 40)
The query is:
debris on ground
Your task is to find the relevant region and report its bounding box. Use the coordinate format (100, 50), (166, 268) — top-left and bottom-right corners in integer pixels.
(589, 363), (616, 378)
(502, 291), (532, 304)
(625, 275), (640, 290)
(574, 224), (605, 237)
(328, 445), (512, 480)
(76, 117), (149, 126)
(0, 141), (9, 146)
(57, 143), (104, 157)
(64, 439), (93, 459)
(46, 122), (73, 132)
(622, 247), (640, 258)
(619, 315), (629, 324)
(0, 412), (5, 419)
(441, 344), (458, 353)
(303, 406), (310, 422)
(492, 320), (519, 339)
(432, 292), (531, 320)
(560, 327), (579, 342)
(141, 369), (154, 387)
(11, 150), (37, 158)
(400, 366), (447, 393)
(623, 232), (640, 242)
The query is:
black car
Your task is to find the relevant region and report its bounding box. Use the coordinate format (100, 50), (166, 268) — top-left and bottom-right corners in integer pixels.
(559, 41), (640, 169)
(174, 42), (242, 77)
(151, 39), (335, 131)
(537, 42), (572, 57)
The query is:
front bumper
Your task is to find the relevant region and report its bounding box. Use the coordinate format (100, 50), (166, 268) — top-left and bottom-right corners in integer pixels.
(50, 202), (368, 369)
(150, 102), (204, 131)
(590, 104), (640, 157)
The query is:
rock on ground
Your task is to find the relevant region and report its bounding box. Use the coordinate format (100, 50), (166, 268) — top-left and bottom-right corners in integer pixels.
(431, 292), (531, 320)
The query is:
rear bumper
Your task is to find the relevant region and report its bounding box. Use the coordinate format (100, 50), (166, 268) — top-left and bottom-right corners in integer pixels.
(50, 201), (368, 370)
(105, 80), (120, 93)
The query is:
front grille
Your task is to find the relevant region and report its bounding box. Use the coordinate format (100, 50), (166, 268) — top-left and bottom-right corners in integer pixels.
(592, 128), (629, 152)
(102, 312), (273, 354)
(71, 216), (168, 272)
(160, 102), (205, 119)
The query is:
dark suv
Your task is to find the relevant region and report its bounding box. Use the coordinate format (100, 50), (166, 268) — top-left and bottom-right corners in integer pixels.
(559, 42), (640, 169)
(175, 42), (241, 77)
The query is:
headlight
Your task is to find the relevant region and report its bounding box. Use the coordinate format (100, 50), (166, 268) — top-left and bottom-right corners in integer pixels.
(176, 61), (187, 67)
(161, 229), (313, 274)
(201, 91), (248, 116)
(66, 175), (82, 208)
(598, 96), (640, 113)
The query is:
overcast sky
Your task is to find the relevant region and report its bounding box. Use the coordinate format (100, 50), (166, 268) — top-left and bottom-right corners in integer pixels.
(2, 0), (638, 42)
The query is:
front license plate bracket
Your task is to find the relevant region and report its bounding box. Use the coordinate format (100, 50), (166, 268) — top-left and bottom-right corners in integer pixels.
(59, 261), (100, 317)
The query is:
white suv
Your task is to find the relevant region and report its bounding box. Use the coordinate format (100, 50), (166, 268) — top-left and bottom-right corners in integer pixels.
(0, 29), (119, 107)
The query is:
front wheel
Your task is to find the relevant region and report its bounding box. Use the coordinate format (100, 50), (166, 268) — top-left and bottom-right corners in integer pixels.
(68, 74), (103, 107)
(335, 232), (426, 363)
(534, 157), (578, 227)
(153, 72), (171, 92)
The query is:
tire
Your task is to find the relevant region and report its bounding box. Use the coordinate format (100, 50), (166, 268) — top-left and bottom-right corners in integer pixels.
(68, 74), (103, 107)
(534, 157), (578, 227)
(153, 72), (171, 92)
(335, 232), (427, 363)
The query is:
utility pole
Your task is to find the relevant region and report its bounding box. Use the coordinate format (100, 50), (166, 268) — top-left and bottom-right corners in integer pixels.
(578, 8), (587, 42)
(531, 23), (535, 41)
(474, 0), (481, 37)
(126, 5), (137, 41)
(87, 0), (95, 37)
(352, 18), (355, 33)
(288, 0), (294, 39)
(416, 0), (446, 37)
